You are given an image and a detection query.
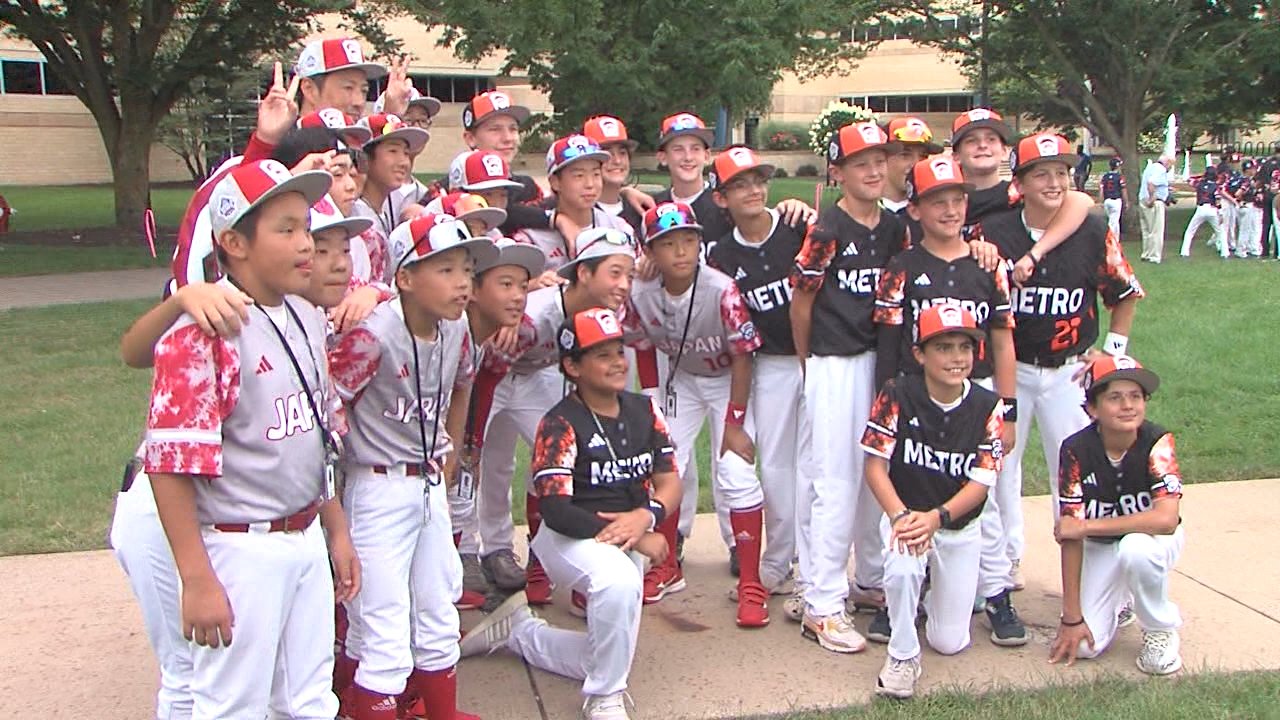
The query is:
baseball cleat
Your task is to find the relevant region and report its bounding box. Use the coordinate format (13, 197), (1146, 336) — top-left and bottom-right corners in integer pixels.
(454, 589), (486, 611)
(481, 549), (527, 592)
(846, 584), (886, 614)
(801, 611), (867, 654)
(875, 654), (921, 699)
(735, 581), (770, 628)
(866, 607), (891, 644)
(525, 553), (554, 606)
(642, 564), (686, 604)
(1010, 558), (1026, 591)
(460, 553), (490, 595)
(984, 590), (1028, 646)
(1117, 603), (1136, 629)
(1136, 629), (1182, 676)
(458, 591), (531, 658)
(783, 592), (805, 623)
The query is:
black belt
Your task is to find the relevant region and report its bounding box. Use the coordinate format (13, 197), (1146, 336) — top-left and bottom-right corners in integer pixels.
(1021, 353), (1083, 369)
(120, 457), (142, 493)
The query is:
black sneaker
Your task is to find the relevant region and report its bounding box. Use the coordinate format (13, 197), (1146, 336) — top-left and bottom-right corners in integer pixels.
(867, 607), (891, 644)
(984, 590), (1028, 646)
(729, 545), (740, 577)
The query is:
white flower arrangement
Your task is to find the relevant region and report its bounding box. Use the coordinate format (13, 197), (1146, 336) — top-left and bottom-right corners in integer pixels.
(808, 100), (878, 159)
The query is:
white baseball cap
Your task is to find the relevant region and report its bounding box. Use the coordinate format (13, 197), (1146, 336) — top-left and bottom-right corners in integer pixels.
(358, 113), (430, 153)
(388, 213), (499, 270)
(296, 108), (373, 145)
(295, 37), (387, 80)
(448, 150), (525, 192)
(474, 237), (547, 278)
(556, 227), (635, 281)
(209, 159), (332, 236)
(309, 194), (373, 239)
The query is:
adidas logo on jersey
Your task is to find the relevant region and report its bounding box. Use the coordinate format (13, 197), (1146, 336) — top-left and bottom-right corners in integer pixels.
(841, 242), (860, 257)
(734, 267), (748, 280)
(914, 274), (932, 287)
(588, 433), (609, 449)
(908, 416), (920, 428)
(397, 363), (411, 379)
(256, 356), (274, 375)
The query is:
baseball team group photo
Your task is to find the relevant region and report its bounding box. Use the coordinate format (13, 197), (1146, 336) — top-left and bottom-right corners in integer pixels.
(0, 3), (1278, 720)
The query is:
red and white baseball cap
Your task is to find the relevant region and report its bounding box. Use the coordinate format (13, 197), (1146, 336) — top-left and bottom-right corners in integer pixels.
(296, 108), (373, 145)
(582, 115), (639, 151)
(915, 304), (985, 346)
(828, 122), (891, 165)
(209, 159), (332, 236)
(658, 112), (715, 149)
(462, 90), (531, 131)
(1084, 354), (1161, 399)
(907, 156), (971, 202)
(448, 150), (524, 192)
(373, 85), (443, 118)
(388, 213), (500, 270)
(438, 192), (507, 232)
(558, 307), (625, 358)
(950, 108), (1012, 147)
(886, 116), (943, 155)
(295, 37), (387, 80)
(358, 113), (430, 153)
(1009, 133), (1080, 176)
(474, 236), (547, 278)
(710, 145), (775, 190)
(643, 201), (703, 245)
(557, 227), (636, 281)
(309, 194), (374, 239)
(545, 134), (610, 175)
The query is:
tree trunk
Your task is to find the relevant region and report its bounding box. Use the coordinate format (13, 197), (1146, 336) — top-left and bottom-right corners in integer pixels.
(1118, 134), (1143, 244)
(110, 105), (158, 234)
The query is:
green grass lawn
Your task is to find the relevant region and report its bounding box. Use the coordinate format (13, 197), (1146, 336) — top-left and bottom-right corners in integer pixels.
(0, 241), (175, 277)
(0, 184), (190, 232)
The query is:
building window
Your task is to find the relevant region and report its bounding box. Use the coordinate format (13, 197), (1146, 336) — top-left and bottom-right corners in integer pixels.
(42, 64), (73, 95)
(415, 75), (493, 104)
(1, 60), (43, 94)
(841, 93), (975, 114)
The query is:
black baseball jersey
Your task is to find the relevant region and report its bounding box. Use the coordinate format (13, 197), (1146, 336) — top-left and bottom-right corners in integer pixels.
(1260, 158), (1280, 193)
(1058, 420), (1183, 543)
(708, 209), (805, 355)
(653, 185), (733, 261)
(530, 391), (676, 515)
(1247, 178), (1270, 208)
(791, 205), (909, 357)
(1225, 173), (1249, 200)
(873, 243), (1014, 379)
(882, 198), (923, 247)
(980, 211), (1143, 365)
(964, 180), (1020, 239)
(861, 375), (1004, 530)
(1194, 178), (1220, 207)
(511, 173), (545, 206)
(1100, 171), (1125, 200)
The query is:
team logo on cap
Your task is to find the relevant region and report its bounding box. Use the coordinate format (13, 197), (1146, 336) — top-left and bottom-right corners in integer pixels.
(559, 328), (576, 351)
(966, 109), (995, 122)
(828, 139), (841, 162)
(671, 114), (698, 129)
(261, 160), (292, 182)
(654, 203), (686, 229)
(936, 305), (966, 326)
(318, 108), (345, 127)
(217, 196), (238, 219)
(930, 157), (956, 180)
(301, 53), (319, 72)
(462, 108), (474, 128)
(1036, 135), (1061, 157)
(1114, 355), (1138, 370)
(858, 124), (882, 144)
(1008, 148), (1019, 169)
(481, 153), (504, 177)
(341, 39), (362, 64)
(727, 146), (755, 167)
(489, 92), (512, 110)
(597, 117), (622, 137)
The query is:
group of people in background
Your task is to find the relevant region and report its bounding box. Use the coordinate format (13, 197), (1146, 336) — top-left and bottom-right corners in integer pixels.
(106, 34), (1193, 720)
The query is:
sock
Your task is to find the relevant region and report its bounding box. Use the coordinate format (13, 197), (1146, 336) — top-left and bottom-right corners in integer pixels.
(657, 505), (681, 571)
(730, 505), (764, 587)
(412, 666), (458, 720)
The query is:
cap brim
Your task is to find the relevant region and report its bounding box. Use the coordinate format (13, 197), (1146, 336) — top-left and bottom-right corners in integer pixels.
(1089, 367), (1161, 398)
(915, 325), (985, 346)
(1014, 154), (1080, 176)
(310, 61), (387, 81)
(408, 237), (500, 269)
(476, 243), (546, 278)
(911, 181), (973, 202)
(897, 140), (944, 155)
(658, 128), (715, 149)
(557, 248), (634, 281)
(365, 127), (430, 154)
(598, 138), (640, 151)
(339, 127), (373, 145)
(471, 106), (532, 130)
(455, 206), (508, 232)
(951, 119), (1012, 146)
(832, 144), (891, 165)
(714, 164), (775, 190)
(408, 97), (443, 118)
(462, 178), (525, 191)
(644, 222), (704, 245)
(312, 216), (374, 238)
(551, 150), (611, 175)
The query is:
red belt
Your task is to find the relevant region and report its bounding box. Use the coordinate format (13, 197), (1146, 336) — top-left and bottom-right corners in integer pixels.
(372, 463), (436, 477)
(211, 500), (322, 534)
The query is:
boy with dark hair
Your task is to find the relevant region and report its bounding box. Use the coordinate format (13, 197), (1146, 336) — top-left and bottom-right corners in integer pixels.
(352, 114), (431, 263)
(1099, 157), (1126, 240)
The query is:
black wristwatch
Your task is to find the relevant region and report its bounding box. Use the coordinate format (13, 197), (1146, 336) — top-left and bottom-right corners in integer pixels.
(936, 505), (952, 528)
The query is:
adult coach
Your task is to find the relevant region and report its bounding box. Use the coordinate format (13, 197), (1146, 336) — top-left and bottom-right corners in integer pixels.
(1138, 155), (1173, 264)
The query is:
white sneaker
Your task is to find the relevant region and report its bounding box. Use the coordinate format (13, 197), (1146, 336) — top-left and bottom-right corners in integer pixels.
(1117, 603), (1135, 629)
(801, 610), (867, 654)
(783, 593), (805, 623)
(459, 591), (531, 658)
(1010, 559), (1025, 591)
(1136, 629), (1182, 675)
(875, 654), (922, 699)
(582, 691), (633, 720)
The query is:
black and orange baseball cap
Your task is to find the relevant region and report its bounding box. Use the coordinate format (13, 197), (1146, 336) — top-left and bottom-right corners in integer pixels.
(462, 90), (531, 131)
(1084, 354), (1160, 399)
(907, 156), (971, 202)
(950, 108), (1012, 147)
(915, 305), (985, 346)
(583, 115), (639, 151)
(827, 122), (892, 165)
(710, 145), (775, 190)
(643, 201), (702, 245)
(1009, 133), (1080, 176)
(558, 307), (626, 358)
(657, 112), (715, 149)
(886, 116), (943, 155)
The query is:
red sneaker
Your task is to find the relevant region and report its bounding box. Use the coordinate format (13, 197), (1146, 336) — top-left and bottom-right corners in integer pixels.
(736, 581), (770, 628)
(525, 558), (554, 606)
(642, 564), (687, 604)
(454, 589), (486, 611)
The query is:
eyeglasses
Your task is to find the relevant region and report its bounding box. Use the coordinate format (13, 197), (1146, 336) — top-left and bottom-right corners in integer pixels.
(404, 118), (433, 129)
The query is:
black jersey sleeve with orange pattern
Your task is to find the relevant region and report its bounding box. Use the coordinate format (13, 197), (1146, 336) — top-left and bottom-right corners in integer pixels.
(531, 410), (612, 539)
(1058, 441), (1086, 520)
(1147, 432), (1184, 500)
(1095, 229), (1145, 308)
(860, 380), (901, 459)
(872, 258), (908, 326)
(790, 223), (838, 293)
(988, 262), (1015, 329)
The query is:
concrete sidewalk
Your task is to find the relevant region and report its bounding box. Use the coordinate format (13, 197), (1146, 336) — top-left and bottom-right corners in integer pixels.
(0, 267), (169, 310)
(2, 480), (1277, 720)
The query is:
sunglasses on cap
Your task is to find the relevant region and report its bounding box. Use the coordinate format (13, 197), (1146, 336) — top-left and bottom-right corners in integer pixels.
(579, 228), (631, 254)
(892, 125), (933, 143)
(654, 206), (695, 230)
(560, 143), (602, 161)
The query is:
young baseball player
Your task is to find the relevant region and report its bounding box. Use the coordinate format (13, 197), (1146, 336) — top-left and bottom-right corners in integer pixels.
(1049, 355), (1185, 676)
(328, 214), (497, 720)
(1240, 165), (1269, 258)
(862, 304), (1005, 699)
(582, 115), (645, 236)
(880, 116), (943, 243)
(459, 306), (681, 720)
(474, 230), (639, 603)
(461, 90), (541, 205)
(979, 133), (1144, 587)
(1179, 166), (1227, 258)
(353, 114), (431, 262)
(873, 155), (1025, 647)
(789, 121), (907, 653)
(1099, 157), (1126, 240)
(627, 201), (768, 624)
(708, 146), (810, 608)
(145, 160), (357, 719)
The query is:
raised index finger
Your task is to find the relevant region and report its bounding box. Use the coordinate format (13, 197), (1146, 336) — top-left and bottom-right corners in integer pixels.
(273, 61), (283, 89)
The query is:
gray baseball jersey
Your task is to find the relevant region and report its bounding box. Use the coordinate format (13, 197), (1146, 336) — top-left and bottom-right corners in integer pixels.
(627, 266), (761, 377)
(515, 207), (635, 272)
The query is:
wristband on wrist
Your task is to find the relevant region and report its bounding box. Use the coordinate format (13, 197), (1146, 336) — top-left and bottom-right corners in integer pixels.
(890, 508), (911, 526)
(935, 505), (952, 528)
(1023, 250), (1040, 267)
(646, 499), (666, 530)
(1002, 398), (1018, 422)
(725, 402), (747, 426)
(1102, 332), (1129, 356)
(1060, 615), (1086, 627)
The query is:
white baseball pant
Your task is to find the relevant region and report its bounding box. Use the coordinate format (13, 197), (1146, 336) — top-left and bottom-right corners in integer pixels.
(882, 516), (982, 661)
(1103, 198), (1123, 240)
(110, 471), (193, 720)
(973, 376), (1014, 598)
(665, 369), (739, 549)
(518, 527), (645, 697)
(802, 352), (882, 617)
(1180, 204), (1225, 257)
(998, 361), (1091, 561)
(1072, 528), (1185, 660)
(749, 354), (810, 588)
(1237, 206), (1263, 257)
(343, 465), (462, 696)
(478, 366), (564, 554)
(1222, 202), (1238, 253)
(189, 519), (337, 720)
